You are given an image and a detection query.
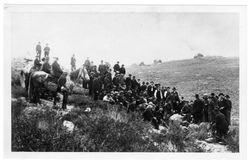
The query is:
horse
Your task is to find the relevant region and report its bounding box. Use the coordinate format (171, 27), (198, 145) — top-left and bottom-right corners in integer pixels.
(69, 66), (90, 84)
(28, 66), (90, 108)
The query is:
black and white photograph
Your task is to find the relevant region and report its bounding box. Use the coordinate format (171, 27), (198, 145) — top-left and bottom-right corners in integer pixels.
(3, 3), (248, 159)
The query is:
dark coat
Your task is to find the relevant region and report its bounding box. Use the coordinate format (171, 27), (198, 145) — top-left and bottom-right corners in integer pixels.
(147, 85), (155, 97)
(98, 64), (106, 74)
(164, 91), (171, 101)
(113, 64), (120, 72)
(218, 98), (229, 116)
(52, 61), (63, 78)
(40, 62), (51, 74)
(58, 75), (67, 88)
(34, 58), (41, 69)
(119, 67), (126, 74)
(192, 98), (204, 114)
(125, 77), (132, 89)
(131, 79), (138, 90)
(170, 91), (180, 103)
(143, 109), (154, 121)
(140, 85), (147, 92)
(214, 111), (229, 135)
(226, 99), (232, 112)
(92, 77), (102, 93)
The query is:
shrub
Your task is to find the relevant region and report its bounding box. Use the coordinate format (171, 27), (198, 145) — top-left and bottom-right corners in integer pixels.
(150, 123), (204, 152)
(11, 85), (27, 98)
(187, 123), (211, 141)
(224, 126), (239, 152)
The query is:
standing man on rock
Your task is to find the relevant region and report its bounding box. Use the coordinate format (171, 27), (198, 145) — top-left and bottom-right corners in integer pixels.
(71, 54), (76, 71)
(36, 42), (42, 61)
(84, 57), (91, 71)
(44, 43), (50, 57)
(98, 60), (106, 75)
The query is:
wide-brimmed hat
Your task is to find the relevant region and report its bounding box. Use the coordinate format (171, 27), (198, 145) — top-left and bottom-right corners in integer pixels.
(218, 93), (224, 96)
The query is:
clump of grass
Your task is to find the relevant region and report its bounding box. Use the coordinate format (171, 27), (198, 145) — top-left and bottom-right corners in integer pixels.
(224, 126), (239, 152)
(150, 123), (204, 152)
(11, 85), (27, 98)
(187, 123), (211, 141)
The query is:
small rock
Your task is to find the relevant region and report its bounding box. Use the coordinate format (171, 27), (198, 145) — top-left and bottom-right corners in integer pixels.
(63, 120), (75, 133)
(37, 120), (49, 131)
(84, 107), (91, 112)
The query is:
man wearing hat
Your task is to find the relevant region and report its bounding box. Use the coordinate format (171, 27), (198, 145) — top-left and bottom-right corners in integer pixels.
(44, 43), (50, 57)
(218, 93), (229, 120)
(98, 60), (106, 75)
(58, 72), (69, 109)
(202, 94), (209, 122)
(210, 93), (218, 107)
(52, 57), (63, 78)
(163, 87), (171, 102)
(170, 87), (180, 113)
(33, 55), (42, 70)
(125, 74), (132, 90)
(192, 94), (204, 123)
(113, 61), (120, 73)
(119, 64), (126, 75)
(71, 54), (76, 71)
(154, 86), (163, 106)
(40, 57), (51, 74)
(131, 76), (138, 92)
(208, 95), (216, 123)
(36, 42), (42, 61)
(147, 81), (155, 97)
(139, 81), (147, 93)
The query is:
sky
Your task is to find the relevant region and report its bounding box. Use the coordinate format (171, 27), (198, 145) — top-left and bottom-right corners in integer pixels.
(10, 12), (239, 69)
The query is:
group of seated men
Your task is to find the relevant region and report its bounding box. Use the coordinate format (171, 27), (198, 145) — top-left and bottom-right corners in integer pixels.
(81, 58), (232, 140)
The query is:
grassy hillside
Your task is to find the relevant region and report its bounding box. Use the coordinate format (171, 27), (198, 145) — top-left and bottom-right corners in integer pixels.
(127, 56), (239, 124)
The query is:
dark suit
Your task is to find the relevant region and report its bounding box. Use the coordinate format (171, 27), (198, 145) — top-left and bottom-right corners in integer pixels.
(192, 98), (204, 123)
(40, 62), (51, 74)
(119, 67), (126, 74)
(52, 61), (63, 78)
(113, 64), (120, 73)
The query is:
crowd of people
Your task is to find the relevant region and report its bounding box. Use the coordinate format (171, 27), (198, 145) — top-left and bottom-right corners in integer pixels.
(30, 42), (232, 141)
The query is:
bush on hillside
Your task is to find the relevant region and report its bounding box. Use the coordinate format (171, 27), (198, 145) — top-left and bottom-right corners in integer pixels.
(224, 126), (239, 152)
(12, 85), (27, 98)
